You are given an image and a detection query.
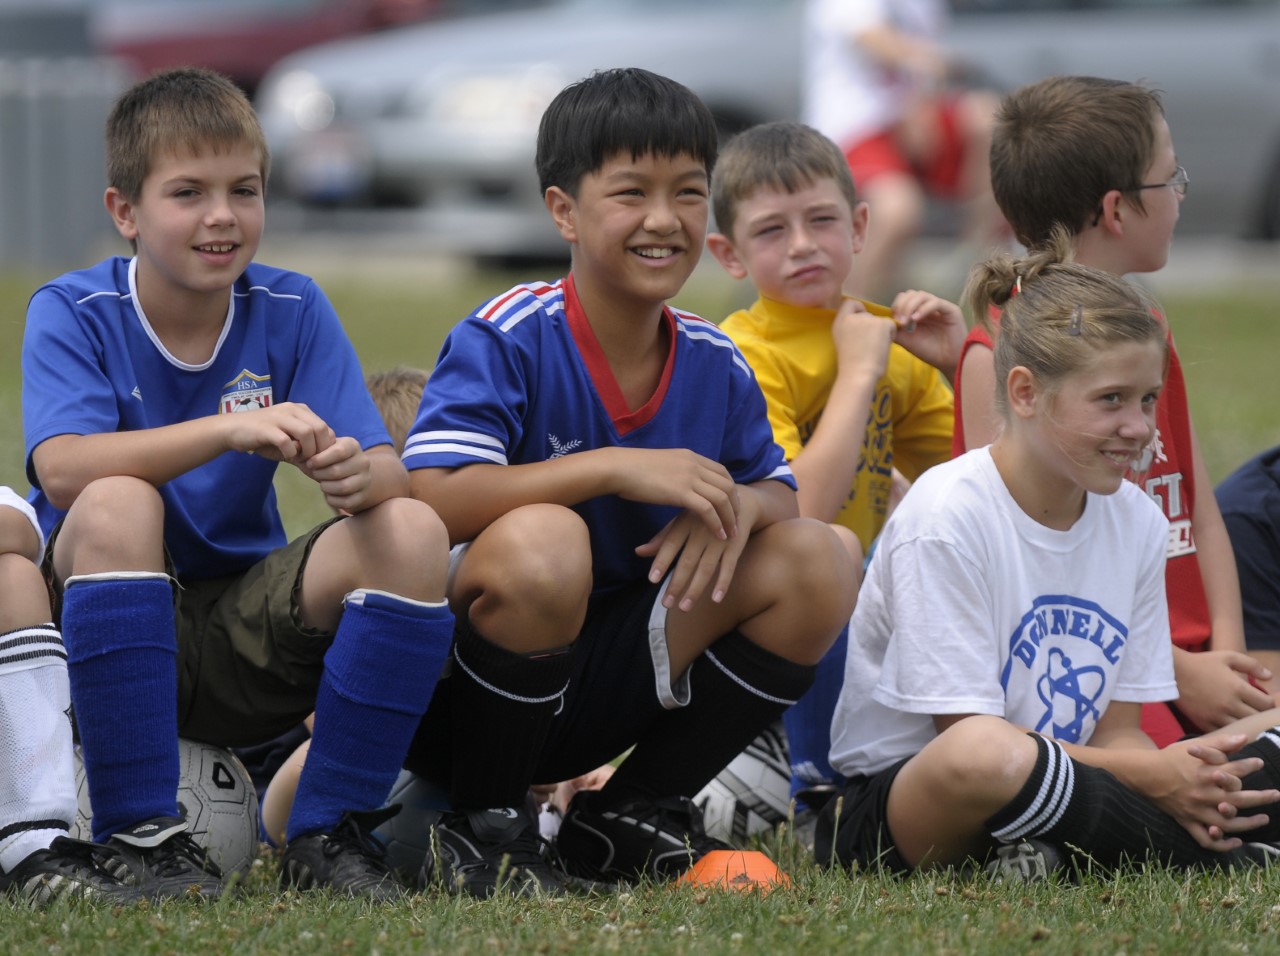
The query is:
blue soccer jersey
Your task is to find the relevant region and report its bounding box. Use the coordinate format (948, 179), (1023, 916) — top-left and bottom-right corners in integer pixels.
(23, 256), (391, 580)
(402, 275), (794, 594)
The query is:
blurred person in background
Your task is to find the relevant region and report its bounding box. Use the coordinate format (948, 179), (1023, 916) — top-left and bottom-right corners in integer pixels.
(802, 0), (1007, 301)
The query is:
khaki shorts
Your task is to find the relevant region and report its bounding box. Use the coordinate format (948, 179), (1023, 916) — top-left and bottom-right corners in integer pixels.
(48, 517), (343, 747)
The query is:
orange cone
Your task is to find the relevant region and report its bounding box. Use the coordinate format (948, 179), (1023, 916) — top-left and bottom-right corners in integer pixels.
(675, 849), (790, 893)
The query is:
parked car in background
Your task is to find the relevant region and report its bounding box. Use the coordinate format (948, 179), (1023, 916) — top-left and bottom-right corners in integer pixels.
(256, 0), (1280, 257)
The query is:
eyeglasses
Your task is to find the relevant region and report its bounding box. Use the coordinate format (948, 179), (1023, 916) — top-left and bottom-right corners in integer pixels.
(1128, 165), (1189, 198)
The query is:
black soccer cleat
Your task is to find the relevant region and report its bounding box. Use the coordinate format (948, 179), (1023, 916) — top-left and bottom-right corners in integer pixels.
(0, 835), (143, 906)
(105, 815), (225, 900)
(556, 790), (730, 883)
(423, 806), (579, 898)
(279, 807), (406, 901)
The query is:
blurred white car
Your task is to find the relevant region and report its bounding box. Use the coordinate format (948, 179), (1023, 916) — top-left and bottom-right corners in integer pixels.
(256, 0), (1280, 256)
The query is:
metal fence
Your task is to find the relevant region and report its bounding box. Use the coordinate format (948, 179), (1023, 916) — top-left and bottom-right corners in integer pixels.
(0, 57), (130, 270)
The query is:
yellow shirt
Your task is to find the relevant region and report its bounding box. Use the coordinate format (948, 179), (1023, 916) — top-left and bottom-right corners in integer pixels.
(720, 295), (954, 552)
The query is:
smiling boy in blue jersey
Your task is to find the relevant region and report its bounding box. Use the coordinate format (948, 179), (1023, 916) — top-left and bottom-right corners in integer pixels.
(402, 67), (857, 897)
(21, 67), (456, 901)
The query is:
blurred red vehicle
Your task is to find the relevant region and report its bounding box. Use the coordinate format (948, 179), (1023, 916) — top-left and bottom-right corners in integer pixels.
(93, 0), (446, 95)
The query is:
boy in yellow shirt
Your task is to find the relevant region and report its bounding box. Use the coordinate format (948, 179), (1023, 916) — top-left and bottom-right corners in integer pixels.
(707, 120), (963, 803)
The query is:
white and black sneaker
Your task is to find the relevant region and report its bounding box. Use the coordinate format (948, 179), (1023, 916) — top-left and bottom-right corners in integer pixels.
(0, 836), (142, 906)
(105, 815), (224, 900)
(984, 839), (1066, 883)
(557, 790), (730, 882)
(423, 806), (577, 898)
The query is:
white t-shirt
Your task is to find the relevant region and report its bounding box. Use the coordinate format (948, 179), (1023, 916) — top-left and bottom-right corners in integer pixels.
(0, 486), (44, 566)
(830, 448), (1177, 777)
(802, 0), (948, 148)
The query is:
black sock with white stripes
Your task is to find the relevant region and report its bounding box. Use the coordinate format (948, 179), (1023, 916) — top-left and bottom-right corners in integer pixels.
(602, 629), (816, 803)
(985, 733), (1265, 871)
(445, 619), (574, 810)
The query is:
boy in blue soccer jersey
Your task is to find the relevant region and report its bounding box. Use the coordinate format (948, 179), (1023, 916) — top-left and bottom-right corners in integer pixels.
(21, 68), (456, 901)
(402, 67), (858, 896)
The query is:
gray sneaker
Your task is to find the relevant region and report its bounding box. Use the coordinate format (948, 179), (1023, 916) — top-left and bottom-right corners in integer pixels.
(0, 836), (143, 906)
(105, 815), (225, 900)
(984, 839), (1065, 883)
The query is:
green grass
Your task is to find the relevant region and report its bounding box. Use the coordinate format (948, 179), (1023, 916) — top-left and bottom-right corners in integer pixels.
(4, 260), (1280, 951)
(7, 852), (1280, 955)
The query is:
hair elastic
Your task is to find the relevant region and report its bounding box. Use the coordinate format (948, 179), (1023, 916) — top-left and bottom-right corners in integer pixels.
(1015, 275), (1023, 295)
(1067, 304), (1084, 336)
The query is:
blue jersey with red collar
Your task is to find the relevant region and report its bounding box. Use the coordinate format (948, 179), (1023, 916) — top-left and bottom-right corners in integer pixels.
(403, 275), (794, 595)
(22, 256), (391, 580)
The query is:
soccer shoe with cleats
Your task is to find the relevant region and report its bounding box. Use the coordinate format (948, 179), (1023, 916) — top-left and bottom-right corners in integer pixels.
(984, 839), (1066, 883)
(556, 790), (731, 883)
(280, 807), (405, 901)
(423, 806), (577, 898)
(105, 815), (225, 900)
(0, 836), (143, 906)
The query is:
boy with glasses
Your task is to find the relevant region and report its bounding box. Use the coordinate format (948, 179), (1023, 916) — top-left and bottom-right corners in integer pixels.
(951, 75), (1270, 749)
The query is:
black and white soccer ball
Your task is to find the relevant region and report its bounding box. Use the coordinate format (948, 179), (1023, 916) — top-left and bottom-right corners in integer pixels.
(72, 738), (261, 876)
(693, 720), (793, 847)
(371, 769), (450, 882)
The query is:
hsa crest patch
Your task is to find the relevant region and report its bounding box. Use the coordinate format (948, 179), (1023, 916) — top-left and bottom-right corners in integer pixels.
(221, 370), (273, 414)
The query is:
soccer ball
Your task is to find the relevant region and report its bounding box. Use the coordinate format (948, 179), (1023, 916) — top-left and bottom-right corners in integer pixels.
(72, 738), (261, 876)
(693, 720), (792, 847)
(371, 769), (450, 883)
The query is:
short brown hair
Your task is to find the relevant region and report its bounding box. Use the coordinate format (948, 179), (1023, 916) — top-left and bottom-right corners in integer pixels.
(990, 76), (1164, 249)
(964, 227), (1167, 418)
(712, 122), (859, 239)
(366, 367), (429, 455)
(106, 67), (269, 202)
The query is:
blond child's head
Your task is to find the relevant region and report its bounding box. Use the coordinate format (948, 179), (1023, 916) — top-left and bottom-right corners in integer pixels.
(366, 367), (429, 456)
(964, 227), (1168, 424)
(106, 67), (269, 205)
(708, 122), (868, 311)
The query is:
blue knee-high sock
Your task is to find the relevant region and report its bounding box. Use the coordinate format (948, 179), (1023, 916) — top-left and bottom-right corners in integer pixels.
(783, 624), (848, 799)
(287, 589), (454, 841)
(62, 573), (179, 841)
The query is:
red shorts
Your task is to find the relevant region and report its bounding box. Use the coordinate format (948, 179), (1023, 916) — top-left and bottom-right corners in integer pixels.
(842, 96), (965, 198)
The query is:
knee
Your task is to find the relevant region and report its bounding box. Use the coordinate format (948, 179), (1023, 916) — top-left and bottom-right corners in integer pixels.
(768, 518), (859, 625)
(925, 717), (1039, 796)
(352, 496), (451, 576)
(465, 504), (592, 620)
(60, 477), (164, 566)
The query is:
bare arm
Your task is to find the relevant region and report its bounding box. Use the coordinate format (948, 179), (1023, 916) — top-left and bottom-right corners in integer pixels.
(30, 402), (401, 515)
(852, 23), (948, 83)
(410, 446), (742, 546)
(957, 343), (1002, 450)
(790, 300), (890, 523)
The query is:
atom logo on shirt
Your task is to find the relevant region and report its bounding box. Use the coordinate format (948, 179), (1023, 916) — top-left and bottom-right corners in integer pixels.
(1001, 596), (1131, 744)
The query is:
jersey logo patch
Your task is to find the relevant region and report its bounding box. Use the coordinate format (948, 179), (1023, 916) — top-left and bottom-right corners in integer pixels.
(547, 434), (582, 459)
(220, 369), (273, 414)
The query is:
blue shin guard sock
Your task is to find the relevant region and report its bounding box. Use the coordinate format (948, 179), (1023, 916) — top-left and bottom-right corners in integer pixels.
(782, 625), (848, 802)
(61, 573), (179, 841)
(286, 589), (454, 842)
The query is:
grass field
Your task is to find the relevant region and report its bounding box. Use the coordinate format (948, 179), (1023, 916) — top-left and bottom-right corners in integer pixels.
(2, 256), (1280, 952)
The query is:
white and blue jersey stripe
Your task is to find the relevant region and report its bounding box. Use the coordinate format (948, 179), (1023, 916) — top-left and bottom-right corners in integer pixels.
(404, 275), (793, 594)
